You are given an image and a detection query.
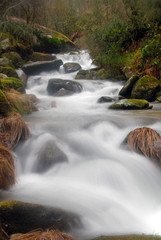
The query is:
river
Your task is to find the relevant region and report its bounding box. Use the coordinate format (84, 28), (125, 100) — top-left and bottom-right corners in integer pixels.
(2, 50), (161, 238)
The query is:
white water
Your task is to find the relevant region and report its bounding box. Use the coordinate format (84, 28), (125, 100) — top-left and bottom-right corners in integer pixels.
(2, 50), (161, 238)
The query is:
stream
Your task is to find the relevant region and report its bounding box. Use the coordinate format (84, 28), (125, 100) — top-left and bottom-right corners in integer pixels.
(2, 50), (161, 238)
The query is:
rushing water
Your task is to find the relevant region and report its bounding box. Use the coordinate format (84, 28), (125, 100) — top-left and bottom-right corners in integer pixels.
(2, 50), (161, 238)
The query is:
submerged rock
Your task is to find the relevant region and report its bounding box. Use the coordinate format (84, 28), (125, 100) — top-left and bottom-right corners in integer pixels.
(47, 78), (82, 96)
(34, 140), (68, 173)
(97, 96), (115, 103)
(63, 62), (81, 73)
(131, 75), (160, 101)
(22, 59), (63, 76)
(109, 99), (151, 110)
(0, 200), (81, 235)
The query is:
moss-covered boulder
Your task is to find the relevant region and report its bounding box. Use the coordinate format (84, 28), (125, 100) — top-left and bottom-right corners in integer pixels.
(131, 75), (160, 101)
(63, 62), (81, 73)
(30, 52), (56, 62)
(119, 75), (139, 98)
(0, 66), (18, 78)
(75, 69), (97, 80)
(109, 99), (151, 110)
(0, 57), (12, 67)
(0, 73), (7, 79)
(2, 52), (23, 68)
(5, 90), (37, 115)
(22, 59), (63, 76)
(0, 89), (12, 116)
(0, 200), (81, 235)
(1, 77), (25, 93)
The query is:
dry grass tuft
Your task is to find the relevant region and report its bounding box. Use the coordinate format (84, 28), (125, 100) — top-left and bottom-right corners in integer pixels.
(11, 229), (75, 240)
(0, 113), (30, 149)
(127, 127), (161, 163)
(0, 145), (15, 190)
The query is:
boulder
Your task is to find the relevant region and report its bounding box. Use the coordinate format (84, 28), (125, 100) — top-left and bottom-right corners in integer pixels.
(0, 145), (15, 190)
(97, 96), (115, 103)
(0, 66), (18, 78)
(47, 79), (82, 96)
(0, 200), (81, 235)
(1, 77), (25, 93)
(0, 73), (7, 79)
(22, 59), (63, 76)
(6, 90), (37, 115)
(131, 75), (160, 101)
(119, 75), (139, 98)
(0, 89), (12, 116)
(30, 52), (56, 62)
(75, 69), (96, 80)
(34, 140), (68, 173)
(63, 62), (81, 73)
(124, 127), (161, 164)
(109, 99), (151, 110)
(0, 57), (11, 67)
(2, 52), (23, 68)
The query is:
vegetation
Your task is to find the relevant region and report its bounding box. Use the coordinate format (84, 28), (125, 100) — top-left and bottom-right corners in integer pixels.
(91, 235), (161, 240)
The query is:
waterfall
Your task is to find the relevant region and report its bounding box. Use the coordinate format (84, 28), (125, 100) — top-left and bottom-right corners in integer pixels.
(2, 50), (161, 238)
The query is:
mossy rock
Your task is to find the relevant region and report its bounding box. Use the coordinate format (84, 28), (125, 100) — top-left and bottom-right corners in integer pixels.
(1, 77), (25, 93)
(0, 89), (12, 116)
(63, 62), (81, 73)
(5, 90), (37, 115)
(0, 73), (7, 79)
(0, 66), (18, 78)
(75, 69), (97, 80)
(0, 57), (12, 67)
(2, 52), (23, 68)
(119, 75), (140, 98)
(0, 200), (81, 235)
(90, 235), (161, 240)
(95, 68), (126, 81)
(109, 99), (151, 110)
(14, 43), (33, 59)
(30, 52), (56, 62)
(131, 75), (160, 101)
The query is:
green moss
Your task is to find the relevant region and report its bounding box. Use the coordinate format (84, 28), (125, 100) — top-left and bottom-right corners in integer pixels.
(2, 52), (23, 68)
(30, 52), (54, 62)
(131, 75), (160, 101)
(1, 77), (25, 93)
(109, 99), (150, 110)
(0, 89), (11, 116)
(91, 235), (161, 240)
(0, 66), (18, 78)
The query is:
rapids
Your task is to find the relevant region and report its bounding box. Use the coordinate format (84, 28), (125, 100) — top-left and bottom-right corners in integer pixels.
(2, 50), (161, 238)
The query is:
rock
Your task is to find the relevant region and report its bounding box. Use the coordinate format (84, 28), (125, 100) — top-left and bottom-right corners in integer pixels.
(2, 52), (23, 68)
(28, 94), (40, 104)
(156, 96), (161, 102)
(109, 99), (151, 110)
(0, 145), (15, 190)
(0, 113), (30, 149)
(0, 57), (11, 67)
(0, 73), (7, 79)
(0, 38), (11, 52)
(75, 69), (96, 80)
(0, 200), (81, 235)
(51, 101), (57, 108)
(6, 90), (37, 115)
(47, 79), (82, 96)
(0, 89), (12, 116)
(22, 59), (63, 76)
(63, 62), (81, 73)
(124, 127), (161, 164)
(17, 70), (28, 87)
(34, 140), (68, 173)
(119, 75), (139, 98)
(131, 75), (160, 101)
(30, 52), (56, 62)
(97, 96), (115, 103)
(1, 77), (25, 93)
(0, 66), (19, 78)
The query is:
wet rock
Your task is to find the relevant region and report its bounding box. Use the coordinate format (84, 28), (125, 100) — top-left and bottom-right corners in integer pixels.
(119, 75), (139, 98)
(22, 59), (63, 76)
(75, 69), (96, 80)
(30, 52), (56, 62)
(131, 75), (160, 101)
(47, 78), (82, 96)
(34, 140), (68, 173)
(97, 96), (115, 103)
(109, 99), (151, 110)
(0, 200), (81, 235)
(63, 62), (81, 73)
